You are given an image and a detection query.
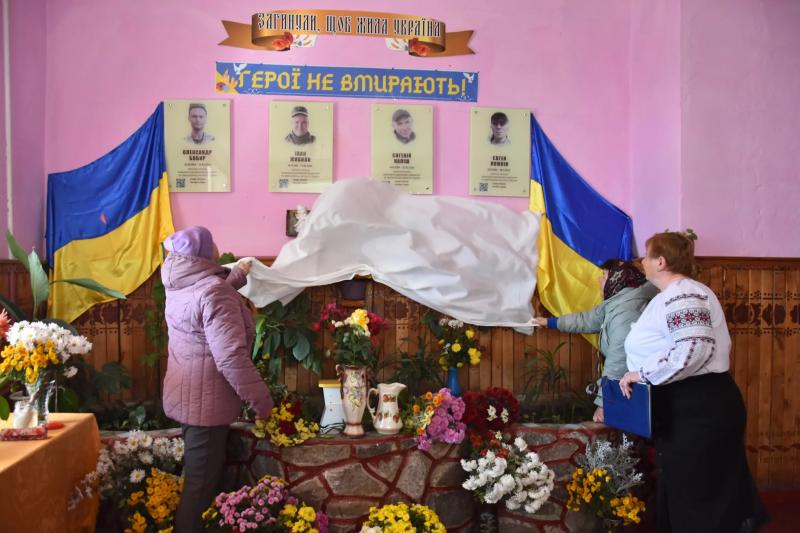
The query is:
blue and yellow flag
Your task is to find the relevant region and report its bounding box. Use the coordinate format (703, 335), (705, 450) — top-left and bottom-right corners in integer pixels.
(529, 114), (634, 332)
(46, 104), (174, 323)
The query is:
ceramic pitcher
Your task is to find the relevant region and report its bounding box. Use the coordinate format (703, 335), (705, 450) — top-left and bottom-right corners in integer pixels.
(367, 382), (406, 435)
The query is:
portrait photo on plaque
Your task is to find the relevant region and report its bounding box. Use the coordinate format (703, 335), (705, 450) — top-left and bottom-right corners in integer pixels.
(164, 99), (231, 192)
(370, 103), (433, 195)
(469, 107), (531, 197)
(269, 101), (333, 193)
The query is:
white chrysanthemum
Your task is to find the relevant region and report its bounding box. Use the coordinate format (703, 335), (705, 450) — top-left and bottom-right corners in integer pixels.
(499, 474), (516, 491)
(138, 451), (153, 465)
(172, 439), (185, 461)
(461, 459), (478, 471)
(63, 366), (78, 379)
(486, 405), (498, 421)
(126, 431), (144, 450)
(514, 437), (528, 452)
(129, 469), (146, 483)
(501, 408), (509, 423)
(153, 437), (171, 458)
(112, 440), (131, 456)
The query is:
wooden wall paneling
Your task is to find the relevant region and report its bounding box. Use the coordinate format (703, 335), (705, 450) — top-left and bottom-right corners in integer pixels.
(501, 328), (515, 391)
(768, 269), (786, 487)
(512, 330), (526, 396)
(490, 328), (503, 388)
(118, 298), (136, 403)
(738, 268), (761, 482)
(478, 328), (492, 391)
(778, 268), (799, 488)
(373, 281), (390, 384)
(0, 263), (13, 305)
(787, 269), (800, 486)
(756, 269), (774, 486)
(308, 284), (326, 395)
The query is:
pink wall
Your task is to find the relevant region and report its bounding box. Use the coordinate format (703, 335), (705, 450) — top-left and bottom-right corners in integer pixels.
(629, 0), (682, 255)
(3, 1), (795, 259)
(6, 0), (46, 256)
(41, 0), (631, 257)
(0, 2), (6, 251)
(680, 0), (800, 257)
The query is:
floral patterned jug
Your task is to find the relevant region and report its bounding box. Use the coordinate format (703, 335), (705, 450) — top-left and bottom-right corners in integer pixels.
(367, 382), (406, 435)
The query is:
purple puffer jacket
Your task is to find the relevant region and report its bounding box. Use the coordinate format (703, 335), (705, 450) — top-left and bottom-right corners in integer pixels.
(161, 252), (273, 426)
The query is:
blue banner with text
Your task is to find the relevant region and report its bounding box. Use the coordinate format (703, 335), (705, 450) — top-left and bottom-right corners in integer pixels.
(216, 62), (478, 102)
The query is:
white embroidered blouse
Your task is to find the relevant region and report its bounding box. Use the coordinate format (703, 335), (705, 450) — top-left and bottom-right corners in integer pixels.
(625, 278), (731, 385)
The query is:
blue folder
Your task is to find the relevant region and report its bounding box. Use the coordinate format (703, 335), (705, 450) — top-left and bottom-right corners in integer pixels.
(601, 377), (652, 439)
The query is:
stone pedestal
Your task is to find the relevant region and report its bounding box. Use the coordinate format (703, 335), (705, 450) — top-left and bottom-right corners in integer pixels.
(225, 426), (473, 532)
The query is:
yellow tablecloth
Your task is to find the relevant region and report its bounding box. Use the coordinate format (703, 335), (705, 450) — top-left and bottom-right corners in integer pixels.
(0, 413), (100, 532)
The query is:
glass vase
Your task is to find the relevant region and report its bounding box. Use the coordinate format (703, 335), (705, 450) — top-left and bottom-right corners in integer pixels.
(446, 367), (462, 397)
(12, 397), (36, 428)
(25, 377), (56, 426)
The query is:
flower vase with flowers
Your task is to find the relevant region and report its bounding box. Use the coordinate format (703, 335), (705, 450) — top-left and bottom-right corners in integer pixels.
(203, 474), (329, 533)
(314, 304), (388, 437)
(423, 314), (482, 396)
(567, 435), (647, 530)
(404, 388), (466, 450)
(1, 319), (92, 426)
(461, 387), (524, 527)
(359, 502), (446, 532)
(461, 434), (555, 514)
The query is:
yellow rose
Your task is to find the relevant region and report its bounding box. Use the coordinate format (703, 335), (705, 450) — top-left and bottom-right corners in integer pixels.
(466, 329), (475, 339)
(451, 343), (461, 352)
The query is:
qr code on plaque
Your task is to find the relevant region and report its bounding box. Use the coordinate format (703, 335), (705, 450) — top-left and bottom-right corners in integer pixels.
(176, 178), (186, 189)
(279, 179), (289, 189)
(479, 182), (488, 192)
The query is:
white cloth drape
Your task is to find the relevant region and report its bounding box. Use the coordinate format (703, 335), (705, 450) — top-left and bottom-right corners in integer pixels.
(237, 179), (540, 332)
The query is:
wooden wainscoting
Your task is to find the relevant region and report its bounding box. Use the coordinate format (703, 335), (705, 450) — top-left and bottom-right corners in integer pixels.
(695, 258), (800, 489)
(1, 258), (798, 488)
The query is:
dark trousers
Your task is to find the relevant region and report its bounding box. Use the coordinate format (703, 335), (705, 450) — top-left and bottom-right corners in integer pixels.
(175, 424), (230, 533)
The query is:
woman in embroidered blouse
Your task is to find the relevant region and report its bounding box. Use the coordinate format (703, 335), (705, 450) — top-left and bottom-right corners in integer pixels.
(620, 232), (765, 533)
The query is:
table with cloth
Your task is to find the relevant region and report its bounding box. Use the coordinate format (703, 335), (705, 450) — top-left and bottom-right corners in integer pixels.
(0, 413), (100, 532)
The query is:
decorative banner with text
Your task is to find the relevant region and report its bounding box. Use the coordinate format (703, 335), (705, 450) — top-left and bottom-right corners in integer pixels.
(216, 62), (478, 102)
(219, 10), (474, 57)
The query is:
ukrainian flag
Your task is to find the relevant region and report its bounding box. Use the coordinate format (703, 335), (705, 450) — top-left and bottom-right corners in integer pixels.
(529, 114), (634, 334)
(46, 104), (174, 323)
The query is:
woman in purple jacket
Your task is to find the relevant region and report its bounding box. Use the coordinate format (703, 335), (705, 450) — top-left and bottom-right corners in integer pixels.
(161, 226), (273, 533)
